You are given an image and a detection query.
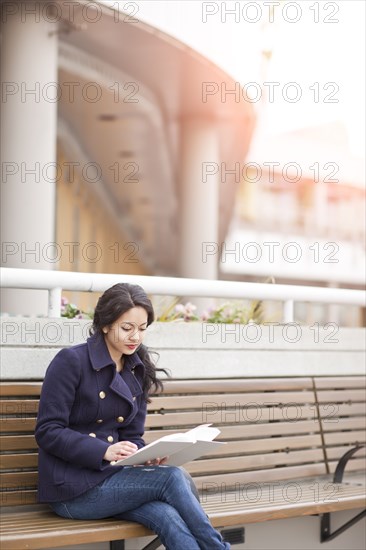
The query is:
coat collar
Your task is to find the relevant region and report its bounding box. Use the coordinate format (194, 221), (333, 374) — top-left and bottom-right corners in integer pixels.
(87, 333), (145, 374)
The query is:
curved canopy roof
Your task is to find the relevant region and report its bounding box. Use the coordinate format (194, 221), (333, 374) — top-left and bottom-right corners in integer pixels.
(57, 1), (255, 274)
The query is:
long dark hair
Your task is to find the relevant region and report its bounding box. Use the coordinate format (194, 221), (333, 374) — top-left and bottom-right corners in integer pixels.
(90, 283), (168, 400)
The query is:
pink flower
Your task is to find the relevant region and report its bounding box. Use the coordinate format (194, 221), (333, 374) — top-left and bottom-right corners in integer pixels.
(185, 302), (197, 313)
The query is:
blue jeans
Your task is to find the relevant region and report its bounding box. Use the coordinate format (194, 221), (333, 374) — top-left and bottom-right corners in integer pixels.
(50, 465), (230, 550)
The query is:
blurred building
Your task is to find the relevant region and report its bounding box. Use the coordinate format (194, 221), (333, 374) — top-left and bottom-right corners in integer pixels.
(1, 0), (255, 314)
(219, 122), (365, 325)
(1, 1), (364, 325)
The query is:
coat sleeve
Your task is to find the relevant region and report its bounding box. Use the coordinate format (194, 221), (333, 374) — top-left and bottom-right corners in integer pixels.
(35, 347), (110, 470)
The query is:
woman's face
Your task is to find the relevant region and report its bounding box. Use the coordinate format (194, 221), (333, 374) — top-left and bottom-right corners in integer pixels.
(102, 306), (148, 360)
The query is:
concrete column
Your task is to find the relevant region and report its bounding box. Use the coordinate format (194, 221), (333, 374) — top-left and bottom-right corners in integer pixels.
(179, 118), (219, 313)
(326, 282), (340, 325)
(1, 1), (58, 315)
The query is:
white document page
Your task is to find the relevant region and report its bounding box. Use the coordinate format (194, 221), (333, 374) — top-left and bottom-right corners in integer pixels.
(111, 424), (223, 467)
(165, 440), (225, 466)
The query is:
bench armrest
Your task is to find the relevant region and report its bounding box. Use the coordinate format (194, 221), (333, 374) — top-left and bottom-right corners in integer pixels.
(333, 445), (365, 483)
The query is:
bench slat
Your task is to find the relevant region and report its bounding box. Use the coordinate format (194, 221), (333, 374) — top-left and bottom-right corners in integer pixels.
(145, 404), (319, 428)
(0, 453), (38, 469)
(0, 383), (42, 397)
(190, 449), (323, 474)
(144, 420), (322, 443)
(323, 431), (366, 446)
(186, 435), (323, 458)
(0, 471), (38, 486)
(320, 417), (366, 432)
(0, 435), (37, 451)
(0, 510), (153, 549)
(1, 490), (37, 506)
(316, 390), (366, 402)
(187, 449), (326, 475)
(201, 479), (366, 509)
(148, 391), (316, 411)
(192, 463), (328, 489)
(326, 446), (366, 460)
(328, 458), (366, 474)
(160, 378), (315, 393)
(1, 480), (365, 549)
(314, 377), (366, 389)
(0, 418), (36, 433)
(199, 434), (323, 455)
(318, 403), (366, 418)
(0, 400), (39, 415)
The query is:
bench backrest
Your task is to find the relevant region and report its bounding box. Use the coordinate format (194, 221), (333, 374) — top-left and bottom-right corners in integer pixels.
(1, 376), (365, 506)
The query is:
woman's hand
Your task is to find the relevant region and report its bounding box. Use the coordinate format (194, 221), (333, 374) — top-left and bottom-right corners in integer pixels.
(144, 456), (169, 466)
(103, 441), (138, 462)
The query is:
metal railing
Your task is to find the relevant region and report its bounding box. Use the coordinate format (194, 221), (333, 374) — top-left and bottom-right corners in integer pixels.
(1, 267), (365, 321)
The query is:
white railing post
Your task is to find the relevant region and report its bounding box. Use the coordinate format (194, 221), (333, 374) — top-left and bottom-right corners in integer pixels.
(48, 287), (62, 317)
(283, 300), (294, 323)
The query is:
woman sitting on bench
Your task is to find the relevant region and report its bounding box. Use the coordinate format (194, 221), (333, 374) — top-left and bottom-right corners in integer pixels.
(35, 283), (230, 550)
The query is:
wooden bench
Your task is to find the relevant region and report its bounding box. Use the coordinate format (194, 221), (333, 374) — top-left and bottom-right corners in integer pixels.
(1, 375), (365, 549)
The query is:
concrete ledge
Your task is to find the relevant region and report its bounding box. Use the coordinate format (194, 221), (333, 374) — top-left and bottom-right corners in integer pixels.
(1, 318), (365, 379)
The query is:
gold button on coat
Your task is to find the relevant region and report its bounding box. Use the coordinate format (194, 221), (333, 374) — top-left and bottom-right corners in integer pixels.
(89, 433), (96, 437)
(96, 419), (103, 424)
(132, 396), (136, 401)
(107, 436), (114, 443)
(99, 391), (106, 399)
(117, 416), (124, 423)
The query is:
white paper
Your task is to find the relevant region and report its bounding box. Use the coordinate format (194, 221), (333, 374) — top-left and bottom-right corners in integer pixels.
(165, 440), (225, 466)
(111, 424), (224, 467)
(184, 424), (221, 441)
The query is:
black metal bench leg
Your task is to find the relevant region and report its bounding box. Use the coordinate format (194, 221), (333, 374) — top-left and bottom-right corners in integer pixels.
(110, 536), (162, 550)
(141, 536), (163, 550)
(321, 509), (366, 543)
(320, 445), (366, 542)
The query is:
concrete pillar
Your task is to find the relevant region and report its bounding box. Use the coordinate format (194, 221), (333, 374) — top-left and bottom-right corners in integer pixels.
(1, 1), (58, 315)
(326, 282), (340, 325)
(179, 118), (219, 313)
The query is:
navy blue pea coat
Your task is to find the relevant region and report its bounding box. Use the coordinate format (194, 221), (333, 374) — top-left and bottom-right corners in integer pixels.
(35, 333), (147, 502)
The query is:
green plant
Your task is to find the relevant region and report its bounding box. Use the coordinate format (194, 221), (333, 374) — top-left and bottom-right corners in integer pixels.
(61, 297), (93, 320)
(154, 298), (265, 324)
(201, 299), (265, 324)
(61, 285), (271, 324)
